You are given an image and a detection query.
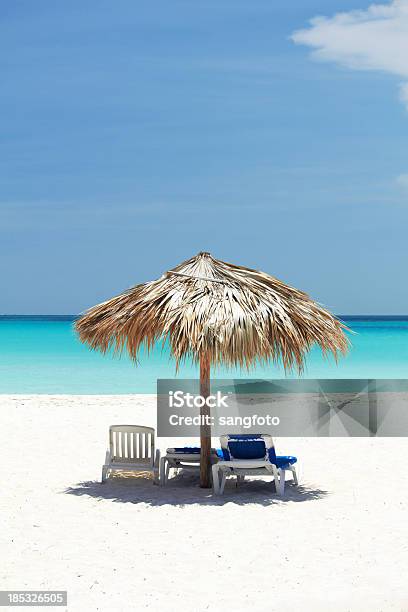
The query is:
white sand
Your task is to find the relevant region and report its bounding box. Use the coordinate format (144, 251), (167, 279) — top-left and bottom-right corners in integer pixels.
(1, 395), (408, 612)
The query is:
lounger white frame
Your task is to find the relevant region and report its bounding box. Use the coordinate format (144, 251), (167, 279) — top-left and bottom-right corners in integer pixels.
(160, 450), (219, 486)
(101, 425), (160, 484)
(212, 435), (298, 496)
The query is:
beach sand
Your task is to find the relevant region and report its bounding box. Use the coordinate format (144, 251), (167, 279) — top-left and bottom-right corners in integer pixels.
(1, 395), (408, 612)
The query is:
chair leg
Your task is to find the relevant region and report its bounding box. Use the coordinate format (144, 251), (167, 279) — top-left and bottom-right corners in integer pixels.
(101, 466), (108, 483)
(219, 471), (227, 495)
(153, 449), (161, 484)
(159, 457), (167, 486)
(272, 466), (279, 494)
(291, 466), (298, 486)
(212, 464), (220, 494)
(277, 469), (285, 496)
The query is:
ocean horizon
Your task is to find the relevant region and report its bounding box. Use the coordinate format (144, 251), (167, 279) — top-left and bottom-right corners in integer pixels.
(1, 315), (408, 393)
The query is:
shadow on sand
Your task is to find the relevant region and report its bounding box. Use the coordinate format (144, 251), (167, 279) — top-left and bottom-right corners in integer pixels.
(64, 473), (328, 507)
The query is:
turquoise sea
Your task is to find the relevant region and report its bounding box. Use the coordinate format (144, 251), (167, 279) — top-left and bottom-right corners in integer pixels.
(0, 316), (407, 393)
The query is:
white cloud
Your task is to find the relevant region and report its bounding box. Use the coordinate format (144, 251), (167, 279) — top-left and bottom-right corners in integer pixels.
(292, 0), (408, 109)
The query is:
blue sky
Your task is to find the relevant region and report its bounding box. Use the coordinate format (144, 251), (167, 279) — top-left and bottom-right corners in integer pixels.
(1, 0), (408, 314)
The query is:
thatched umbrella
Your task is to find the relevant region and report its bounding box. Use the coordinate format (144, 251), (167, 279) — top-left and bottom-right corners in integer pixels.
(75, 251), (348, 487)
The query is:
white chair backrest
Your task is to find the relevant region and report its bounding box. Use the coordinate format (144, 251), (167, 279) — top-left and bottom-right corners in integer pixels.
(219, 434), (275, 461)
(109, 425), (155, 463)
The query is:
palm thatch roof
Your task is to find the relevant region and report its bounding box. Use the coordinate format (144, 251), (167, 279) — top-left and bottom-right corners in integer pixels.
(75, 252), (348, 372)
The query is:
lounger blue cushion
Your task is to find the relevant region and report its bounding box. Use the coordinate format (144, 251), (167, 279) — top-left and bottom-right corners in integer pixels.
(220, 448), (230, 460)
(227, 439), (267, 460)
(224, 435), (265, 461)
(274, 455), (297, 469)
(220, 435), (298, 468)
(223, 436), (297, 468)
(166, 447), (201, 454)
(267, 445), (296, 467)
(268, 446), (277, 464)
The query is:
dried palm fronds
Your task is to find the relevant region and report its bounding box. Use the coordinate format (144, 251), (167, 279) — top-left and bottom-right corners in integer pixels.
(76, 252), (348, 373)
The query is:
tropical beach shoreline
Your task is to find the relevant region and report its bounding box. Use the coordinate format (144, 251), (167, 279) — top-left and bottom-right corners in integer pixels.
(2, 394), (408, 612)
(2, 316), (408, 394)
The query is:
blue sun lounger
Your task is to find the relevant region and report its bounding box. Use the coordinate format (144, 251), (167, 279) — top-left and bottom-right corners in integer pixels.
(212, 434), (298, 495)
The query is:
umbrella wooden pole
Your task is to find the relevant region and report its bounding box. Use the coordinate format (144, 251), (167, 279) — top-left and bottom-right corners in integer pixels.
(199, 352), (211, 488)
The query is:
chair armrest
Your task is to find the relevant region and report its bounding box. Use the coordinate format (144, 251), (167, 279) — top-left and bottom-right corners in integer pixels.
(104, 449), (111, 464)
(154, 448), (161, 468)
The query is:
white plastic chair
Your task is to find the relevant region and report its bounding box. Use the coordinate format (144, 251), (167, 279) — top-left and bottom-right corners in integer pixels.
(101, 425), (160, 484)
